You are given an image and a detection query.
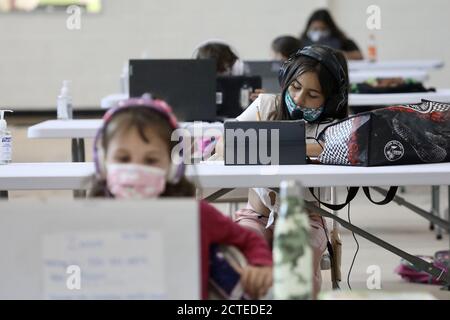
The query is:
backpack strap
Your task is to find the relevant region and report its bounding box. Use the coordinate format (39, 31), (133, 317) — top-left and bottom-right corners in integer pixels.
(308, 187), (360, 211)
(307, 186), (397, 210)
(362, 186), (398, 205)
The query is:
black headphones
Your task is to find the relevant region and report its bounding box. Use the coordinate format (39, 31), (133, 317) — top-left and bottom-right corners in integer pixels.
(278, 45), (348, 112)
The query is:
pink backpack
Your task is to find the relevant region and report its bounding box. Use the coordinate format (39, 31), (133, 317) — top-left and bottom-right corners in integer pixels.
(395, 250), (448, 285)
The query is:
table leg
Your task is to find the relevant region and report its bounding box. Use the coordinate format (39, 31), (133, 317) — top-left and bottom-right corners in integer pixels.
(204, 188), (234, 202)
(77, 139), (86, 197)
(373, 187), (448, 230)
(330, 187), (341, 290)
(443, 186), (450, 291)
(77, 138), (86, 162)
(430, 186), (435, 231)
(71, 138), (79, 163)
(432, 186), (443, 240)
(306, 202), (448, 284)
(72, 138), (87, 198)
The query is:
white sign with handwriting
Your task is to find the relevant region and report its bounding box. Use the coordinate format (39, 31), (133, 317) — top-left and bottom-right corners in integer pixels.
(42, 230), (166, 299)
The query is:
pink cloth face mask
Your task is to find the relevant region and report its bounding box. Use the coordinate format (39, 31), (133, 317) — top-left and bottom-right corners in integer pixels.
(107, 163), (167, 199)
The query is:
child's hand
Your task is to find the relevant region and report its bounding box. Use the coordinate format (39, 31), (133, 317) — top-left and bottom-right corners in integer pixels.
(240, 266), (273, 299)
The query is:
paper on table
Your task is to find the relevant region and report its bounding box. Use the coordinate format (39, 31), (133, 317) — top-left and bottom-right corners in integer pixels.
(42, 230), (166, 300)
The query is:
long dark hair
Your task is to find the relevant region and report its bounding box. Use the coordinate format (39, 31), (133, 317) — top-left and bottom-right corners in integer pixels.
(270, 46), (349, 122)
(90, 107), (196, 198)
(299, 9), (348, 46)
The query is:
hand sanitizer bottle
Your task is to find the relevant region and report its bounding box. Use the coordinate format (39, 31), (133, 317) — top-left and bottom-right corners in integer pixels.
(120, 61), (129, 95)
(0, 110), (13, 165)
(57, 80), (73, 120)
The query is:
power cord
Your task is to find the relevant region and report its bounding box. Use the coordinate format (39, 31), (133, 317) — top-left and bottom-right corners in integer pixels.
(346, 193), (360, 290)
(317, 188), (340, 290)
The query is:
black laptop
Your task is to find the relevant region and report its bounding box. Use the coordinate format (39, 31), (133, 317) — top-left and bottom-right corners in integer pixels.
(224, 120), (306, 165)
(216, 76), (262, 119)
(129, 59), (216, 121)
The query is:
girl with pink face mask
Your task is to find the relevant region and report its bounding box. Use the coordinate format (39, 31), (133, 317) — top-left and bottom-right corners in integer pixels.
(90, 95), (273, 300)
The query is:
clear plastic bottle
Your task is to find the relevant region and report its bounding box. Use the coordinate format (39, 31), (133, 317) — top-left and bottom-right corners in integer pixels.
(368, 33), (377, 62)
(120, 61), (129, 95)
(240, 84), (251, 109)
(0, 110), (13, 165)
(57, 80), (73, 119)
(273, 180), (313, 300)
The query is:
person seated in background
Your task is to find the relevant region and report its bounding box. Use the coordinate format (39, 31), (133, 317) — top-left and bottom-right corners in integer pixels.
(271, 35), (302, 61)
(193, 40), (245, 76)
(193, 39), (264, 103)
(299, 9), (363, 60)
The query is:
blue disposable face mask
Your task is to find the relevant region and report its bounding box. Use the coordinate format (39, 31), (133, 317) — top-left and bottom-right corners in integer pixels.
(285, 91), (324, 122)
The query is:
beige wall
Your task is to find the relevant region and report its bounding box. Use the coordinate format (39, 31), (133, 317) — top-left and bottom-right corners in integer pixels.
(0, 0), (326, 110)
(330, 0), (450, 89)
(0, 0), (449, 110)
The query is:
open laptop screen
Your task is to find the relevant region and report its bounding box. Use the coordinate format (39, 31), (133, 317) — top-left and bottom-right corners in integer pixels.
(130, 59), (217, 122)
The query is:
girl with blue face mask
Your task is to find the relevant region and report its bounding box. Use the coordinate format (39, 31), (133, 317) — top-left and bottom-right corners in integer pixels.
(283, 71), (326, 123)
(211, 45), (349, 298)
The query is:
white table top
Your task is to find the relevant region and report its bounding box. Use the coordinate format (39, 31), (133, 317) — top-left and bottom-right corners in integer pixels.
(0, 162), (95, 191)
(28, 120), (224, 139)
(28, 119), (102, 139)
(186, 162), (450, 188)
(30, 90), (450, 139)
(348, 59), (444, 71)
(349, 69), (429, 84)
(1, 162), (450, 191)
(101, 93), (129, 109)
(349, 89), (450, 106)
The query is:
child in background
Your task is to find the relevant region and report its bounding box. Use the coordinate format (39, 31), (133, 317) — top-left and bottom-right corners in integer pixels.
(271, 35), (302, 61)
(299, 9), (363, 60)
(193, 39), (264, 101)
(90, 95), (273, 300)
(193, 40), (244, 76)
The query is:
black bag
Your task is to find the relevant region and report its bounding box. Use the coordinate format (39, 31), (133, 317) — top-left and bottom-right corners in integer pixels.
(318, 100), (450, 166)
(351, 79), (435, 94)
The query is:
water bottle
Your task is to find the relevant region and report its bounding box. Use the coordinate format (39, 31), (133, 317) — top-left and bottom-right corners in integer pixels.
(240, 84), (251, 109)
(273, 180), (313, 300)
(120, 61), (129, 95)
(57, 80), (73, 119)
(368, 33), (377, 62)
(0, 110), (13, 165)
